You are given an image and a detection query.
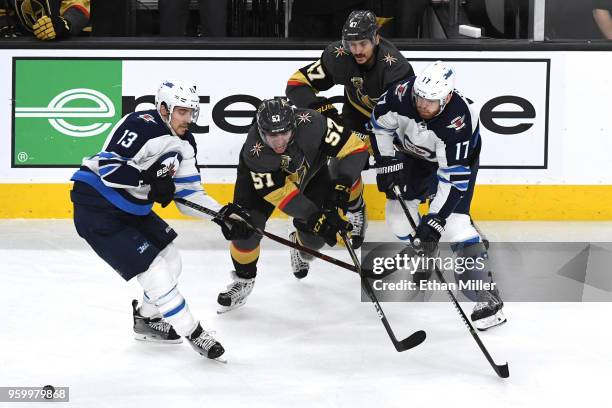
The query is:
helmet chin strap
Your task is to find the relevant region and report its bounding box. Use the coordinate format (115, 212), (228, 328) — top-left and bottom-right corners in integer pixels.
(159, 105), (179, 136)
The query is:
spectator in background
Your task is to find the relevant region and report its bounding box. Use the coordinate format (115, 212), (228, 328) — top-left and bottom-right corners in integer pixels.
(289, 0), (376, 38)
(159, 0), (227, 36)
(593, 0), (612, 39)
(3, 0), (89, 40)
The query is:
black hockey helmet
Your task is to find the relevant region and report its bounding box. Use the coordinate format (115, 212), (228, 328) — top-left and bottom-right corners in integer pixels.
(342, 10), (378, 48)
(256, 97), (297, 144)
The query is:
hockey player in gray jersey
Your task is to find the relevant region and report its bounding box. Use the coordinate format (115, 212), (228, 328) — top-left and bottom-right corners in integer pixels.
(70, 80), (253, 360)
(370, 61), (506, 330)
(286, 10), (415, 249)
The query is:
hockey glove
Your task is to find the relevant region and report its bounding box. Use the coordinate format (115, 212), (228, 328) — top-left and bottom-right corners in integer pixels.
(309, 97), (342, 125)
(32, 15), (71, 40)
(141, 163), (175, 208)
(375, 156), (406, 199)
(213, 203), (255, 241)
(293, 208), (353, 247)
(326, 178), (352, 213)
(412, 214), (446, 255)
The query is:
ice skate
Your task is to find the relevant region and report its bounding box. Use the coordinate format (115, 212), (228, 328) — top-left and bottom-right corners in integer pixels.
(471, 288), (507, 331)
(187, 323), (226, 362)
(347, 202), (368, 249)
(132, 299), (182, 344)
(217, 270), (255, 313)
(290, 231), (311, 279)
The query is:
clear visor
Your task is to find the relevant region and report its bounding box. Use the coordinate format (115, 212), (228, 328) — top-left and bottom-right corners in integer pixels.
(342, 36), (376, 53)
(171, 104), (200, 123)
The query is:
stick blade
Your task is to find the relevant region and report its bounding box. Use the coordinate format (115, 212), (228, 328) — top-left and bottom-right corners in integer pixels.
(396, 330), (426, 352)
(496, 363), (510, 378)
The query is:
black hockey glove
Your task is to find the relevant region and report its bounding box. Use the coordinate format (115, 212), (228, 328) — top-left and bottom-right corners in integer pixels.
(412, 214), (446, 255)
(309, 97), (342, 125)
(326, 178), (352, 213)
(32, 15), (71, 40)
(212, 203), (255, 241)
(375, 156), (406, 199)
(293, 208), (353, 247)
(141, 163), (175, 208)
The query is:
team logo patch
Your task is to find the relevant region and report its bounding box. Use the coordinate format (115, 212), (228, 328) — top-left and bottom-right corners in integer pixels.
(138, 113), (157, 124)
(446, 115), (466, 131)
(280, 155), (292, 172)
(250, 141), (264, 157)
(296, 112), (312, 124)
(395, 83), (408, 102)
(333, 46), (348, 57)
(382, 53), (398, 66)
(351, 76), (364, 90)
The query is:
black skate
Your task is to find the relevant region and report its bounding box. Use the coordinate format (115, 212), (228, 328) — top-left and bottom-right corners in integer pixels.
(471, 289), (507, 331)
(217, 271), (255, 313)
(290, 231), (311, 279)
(132, 299), (182, 344)
(187, 323), (226, 362)
(347, 202), (368, 249)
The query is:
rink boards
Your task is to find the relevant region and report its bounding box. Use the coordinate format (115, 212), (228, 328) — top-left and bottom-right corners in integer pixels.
(0, 49), (610, 219)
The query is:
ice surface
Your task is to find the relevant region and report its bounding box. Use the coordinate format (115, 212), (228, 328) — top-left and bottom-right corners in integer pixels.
(1, 220), (611, 408)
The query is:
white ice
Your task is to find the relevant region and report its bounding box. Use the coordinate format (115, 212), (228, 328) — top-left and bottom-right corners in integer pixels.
(1, 219), (611, 408)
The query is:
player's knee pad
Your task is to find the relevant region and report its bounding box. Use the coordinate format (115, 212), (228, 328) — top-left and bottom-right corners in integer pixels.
(385, 199), (420, 241)
(452, 241), (491, 302)
(442, 213), (480, 243)
(137, 252), (178, 302)
(159, 243), (182, 280)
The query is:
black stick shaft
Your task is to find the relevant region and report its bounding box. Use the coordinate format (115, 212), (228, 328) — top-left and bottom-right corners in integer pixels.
(391, 186), (509, 378)
(341, 232), (426, 352)
(175, 197), (360, 274)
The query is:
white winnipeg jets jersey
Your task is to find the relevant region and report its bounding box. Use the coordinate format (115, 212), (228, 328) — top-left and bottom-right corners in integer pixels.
(71, 109), (221, 217)
(370, 77), (482, 218)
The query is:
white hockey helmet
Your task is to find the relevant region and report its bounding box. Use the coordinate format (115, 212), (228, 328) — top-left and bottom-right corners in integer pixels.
(413, 61), (456, 113)
(155, 80), (200, 123)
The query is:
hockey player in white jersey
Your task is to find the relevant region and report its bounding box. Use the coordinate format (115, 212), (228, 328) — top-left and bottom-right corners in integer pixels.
(370, 61), (506, 330)
(70, 80), (253, 360)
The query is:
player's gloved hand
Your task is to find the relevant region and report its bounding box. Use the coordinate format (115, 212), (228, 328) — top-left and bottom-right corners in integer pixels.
(141, 162), (175, 208)
(375, 155), (406, 199)
(294, 208), (353, 247)
(327, 178), (352, 213)
(309, 97), (343, 125)
(32, 15), (71, 40)
(213, 202), (254, 241)
(412, 214), (446, 255)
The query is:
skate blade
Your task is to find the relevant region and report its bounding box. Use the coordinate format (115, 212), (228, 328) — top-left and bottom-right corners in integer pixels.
(217, 300), (247, 314)
(474, 310), (507, 331)
(134, 333), (183, 344)
(213, 356), (228, 364)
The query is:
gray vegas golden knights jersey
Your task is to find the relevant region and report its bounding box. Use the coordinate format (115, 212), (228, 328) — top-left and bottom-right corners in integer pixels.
(286, 38), (414, 127)
(239, 108), (369, 220)
(371, 77), (482, 219)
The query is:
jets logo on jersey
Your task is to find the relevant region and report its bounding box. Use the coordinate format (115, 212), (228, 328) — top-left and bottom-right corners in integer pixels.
(250, 141), (264, 157)
(395, 83), (409, 102)
(138, 114), (157, 124)
(446, 115), (466, 132)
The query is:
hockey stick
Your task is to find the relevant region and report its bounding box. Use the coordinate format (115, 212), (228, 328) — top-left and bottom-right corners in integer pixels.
(340, 231), (426, 352)
(174, 197), (389, 279)
(391, 186), (510, 378)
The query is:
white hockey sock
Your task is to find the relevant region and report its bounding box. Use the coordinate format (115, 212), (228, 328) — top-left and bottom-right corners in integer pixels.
(153, 286), (197, 337)
(139, 293), (159, 318)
